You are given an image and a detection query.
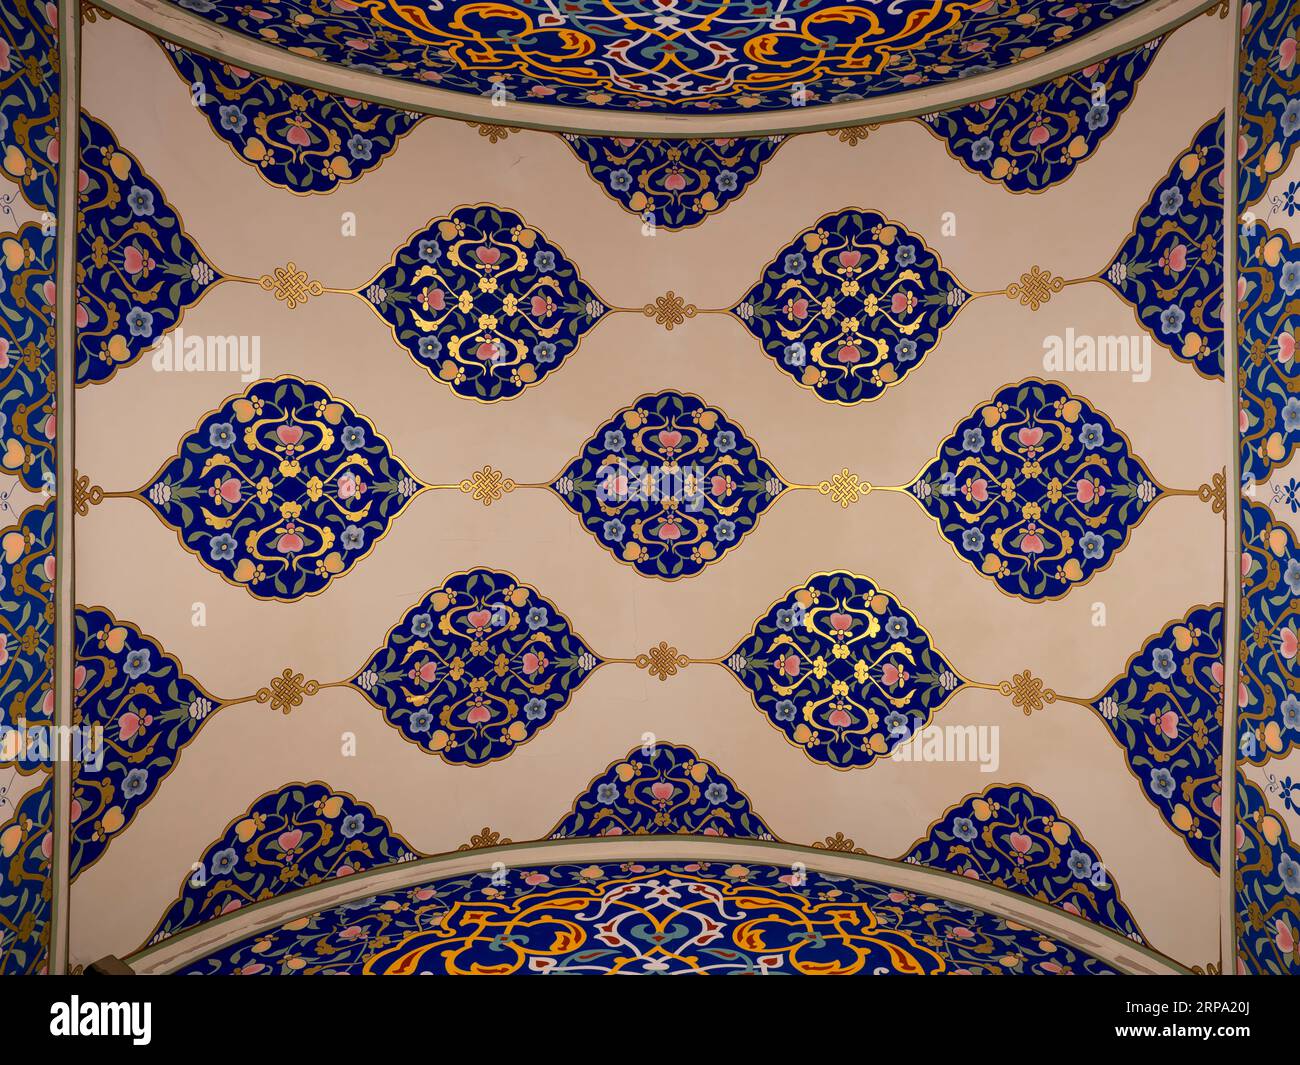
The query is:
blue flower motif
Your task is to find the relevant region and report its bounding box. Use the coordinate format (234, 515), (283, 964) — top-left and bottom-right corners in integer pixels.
(894, 338), (917, 362)
(784, 341), (807, 367)
(602, 519), (626, 542)
(126, 185), (155, 216)
(1286, 558), (1300, 595)
(716, 170), (738, 192)
(524, 698), (548, 720)
(610, 169), (633, 191)
(208, 422), (235, 450)
(417, 239), (440, 263)
(962, 428), (984, 452)
(705, 782), (729, 805)
(1067, 849), (1093, 880)
(774, 700), (796, 722)
(1159, 305), (1186, 333)
(714, 430), (736, 453)
(122, 768), (150, 799)
(1283, 99), (1300, 138)
(218, 105), (246, 133)
(534, 250), (556, 271)
(533, 340), (557, 364)
(526, 606), (548, 631)
(776, 604), (805, 631)
(1080, 422), (1104, 449)
(885, 615), (909, 639)
(783, 252), (806, 275)
(953, 817), (977, 842)
(341, 813), (366, 838)
(970, 136), (994, 162)
(411, 612), (433, 637)
(1282, 260), (1300, 297)
(1085, 102), (1110, 131)
(1284, 397), (1300, 434)
(125, 306), (153, 337)
(1281, 853), (1300, 894)
(603, 430), (625, 451)
(347, 134), (373, 161)
(210, 848), (238, 875)
(1080, 532), (1104, 560)
(884, 711), (909, 736)
(341, 425), (366, 451)
(418, 335), (442, 359)
(1150, 646), (1176, 679)
(961, 528), (984, 552)
(1283, 695), (1300, 733)
(714, 519), (736, 543)
(208, 534), (238, 562)
(596, 782), (619, 804)
(1149, 767), (1175, 799)
(409, 709), (433, 733)
(895, 245), (916, 267)
(1158, 187), (1183, 216)
(123, 648), (152, 679)
(341, 525), (364, 551)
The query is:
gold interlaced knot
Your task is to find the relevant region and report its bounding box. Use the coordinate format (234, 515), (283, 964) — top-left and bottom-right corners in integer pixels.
(635, 641), (689, 681)
(470, 123), (519, 143)
(816, 469), (870, 508)
(459, 465), (517, 506)
(73, 472), (104, 516)
(457, 827), (513, 851)
(1197, 469), (1227, 515)
(828, 125), (878, 147)
(255, 669), (321, 715)
(641, 291), (698, 331)
(1005, 266), (1065, 311)
(812, 832), (867, 854)
(997, 670), (1057, 715)
(259, 262), (325, 309)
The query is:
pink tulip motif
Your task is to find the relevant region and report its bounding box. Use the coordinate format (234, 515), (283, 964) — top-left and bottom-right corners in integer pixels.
(783, 296), (809, 320)
(880, 662), (908, 687)
(465, 700), (492, 724)
(419, 286), (445, 311)
(122, 243), (154, 278)
(663, 170), (687, 191)
(1007, 831), (1033, 856)
(650, 781), (676, 803)
(522, 651), (548, 675)
(1280, 627), (1299, 661)
(466, 609), (492, 631)
(657, 429), (682, 453)
(1017, 426), (1044, 454)
(1275, 918), (1296, 955)
(828, 612), (853, 633)
(710, 474), (734, 498)
(1149, 709), (1179, 740)
(962, 477), (988, 502)
(657, 519), (682, 541)
(276, 523), (305, 554)
(776, 653), (800, 678)
(827, 707), (852, 727)
(839, 250), (861, 271)
(337, 472), (365, 501)
(1027, 121), (1051, 147)
(408, 660), (437, 684)
(1075, 476), (1103, 505)
(1277, 332), (1295, 365)
(209, 476), (241, 505)
(476, 246), (501, 269)
(1159, 243), (1187, 273)
(1280, 34), (1297, 74)
(530, 294), (555, 318)
(1017, 523), (1046, 555)
(276, 423), (304, 450)
(836, 343), (861, 364)
(284, 120), (312, 147)
(276, 829), (304, 856)
(890, 290), (916, 315)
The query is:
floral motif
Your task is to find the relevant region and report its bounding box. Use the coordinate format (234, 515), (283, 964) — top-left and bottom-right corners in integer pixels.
(1236, 775), (1300, 974)
(902, 785), (1145, 941)
(0, 222), (56, 491)
(349, 569), (600, 765)
(731, 209), (968, 404)
(1238, 0), (1300, 210)
(550, 391), (785, 579)
(77, 113), (225, 386)
(910, 380), (1163, 601)
(1239, 501), (1300, 767)
(920, 40), (1162, 193)
(1101, 114), (1224, 379)
(1090, 606), (1224, 871)
(563, 135), (785, 230)
(1239, 223), (1300, 483)
(0, 778), (53, 974)
(549, 743), (772, 839)
(0, 0), (58, 213)
(726, 572), (963, 769)
(360, 204), (606, 401)
(161, 42), (426, 194)
(138, 377), (426, 601)
(162, 0), (1159, 115)
(145, 783), (420, 947)
(0, 501), (55, 760)
(71, 607), (226, 878)
(177, 860), (1121, 975)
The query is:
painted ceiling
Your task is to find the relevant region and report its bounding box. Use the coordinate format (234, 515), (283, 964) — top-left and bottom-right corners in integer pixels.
(165, 0), (1160, 113)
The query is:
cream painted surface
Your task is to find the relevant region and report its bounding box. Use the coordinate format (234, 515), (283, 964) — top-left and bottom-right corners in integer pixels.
(73, 14), (1229, 967)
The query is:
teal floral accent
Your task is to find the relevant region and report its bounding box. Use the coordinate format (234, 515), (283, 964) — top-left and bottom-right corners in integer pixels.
(1101, 114), (1224, 379)
(549, 743), (773, 839)
(0, 500), (54, 758)
(1236, 774), (1300, 974)
(161, 42), (425, 194)
(550, 391), (786, 579)
(361, 204), (606, 401)
(920, 39), (1162, 193)
(902, 785), (1145, 942)
(71, 607), (226, 879)
(176, 861), (1121, 975)
(139, 377), (426, 601)
(726, 571), (964, 769)
(562, 135), (785, 230)
(1238, 0), (1300, 210)
(350, 569), (601, 765)
(0, 776), (53, 974)
(0, 221), (56, 491)
(1240, 501), (1300, 768)
(0, 0), (58, 213)
(77, 112), (225, 385)
(159, 0), (1158, 115)
(1239, 223), (1300, 484)
(1091, 606), (1223, 871)
(909, 380), (1163, 602)
(144, 783), (420, 948)
(731, 208), (969, 404)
